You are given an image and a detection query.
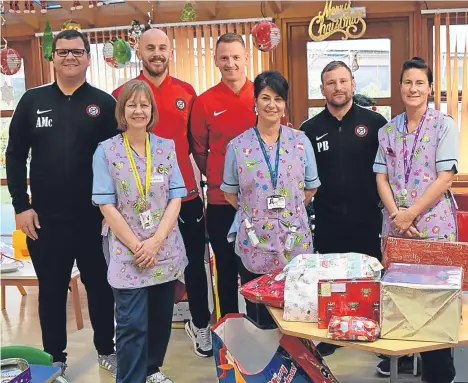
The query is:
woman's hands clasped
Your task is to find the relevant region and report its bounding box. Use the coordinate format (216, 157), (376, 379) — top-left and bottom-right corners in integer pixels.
(133, 235), (164, 269)
(389, 208), (422, 238)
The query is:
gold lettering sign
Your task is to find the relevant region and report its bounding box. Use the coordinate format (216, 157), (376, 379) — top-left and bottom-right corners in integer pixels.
(309, 0), (367, 41)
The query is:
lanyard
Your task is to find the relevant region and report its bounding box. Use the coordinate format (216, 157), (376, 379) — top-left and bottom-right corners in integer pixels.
(254, 127), (281, 191)
(402, 111), (426, 185)
(123, 132), (151, 208)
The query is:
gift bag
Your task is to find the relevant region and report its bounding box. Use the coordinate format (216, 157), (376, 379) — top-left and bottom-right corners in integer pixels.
(212, 314), (339, 383)
(240, 271), (285, 308)
(457, 211), (468, 242)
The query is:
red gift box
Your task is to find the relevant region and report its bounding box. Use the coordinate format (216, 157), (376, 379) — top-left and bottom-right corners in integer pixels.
(382, 236), (468, 290)
(317, 279), (380, 329)
(327, 315), (380, 341)
(239, 271), (285, 308)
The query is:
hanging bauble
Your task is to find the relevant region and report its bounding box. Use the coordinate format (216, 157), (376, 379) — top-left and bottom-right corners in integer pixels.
(180, 2), (196, 22)
(128, 19), (145, 49)
(0, 48), (22, 76)
(61, 20), (82, 32)
(251, 20), (281, 52)
(103, 38), (132, 69)
(1, 82), (15, 105)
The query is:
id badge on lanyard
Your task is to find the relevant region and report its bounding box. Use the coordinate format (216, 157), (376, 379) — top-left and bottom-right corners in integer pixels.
(254, 127), (284, 210)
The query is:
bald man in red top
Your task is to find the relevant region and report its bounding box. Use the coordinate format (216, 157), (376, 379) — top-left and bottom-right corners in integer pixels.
(190, 34), (257, 318)
(113, 29), (212, 359)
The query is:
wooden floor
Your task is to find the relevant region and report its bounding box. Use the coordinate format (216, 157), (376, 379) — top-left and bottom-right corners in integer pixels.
(0, 283), (422, 383)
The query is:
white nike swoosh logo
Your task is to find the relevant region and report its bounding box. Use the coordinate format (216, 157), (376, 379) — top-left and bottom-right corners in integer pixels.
(37, 109), (52, 114)
(316, 133), (328, 141)
(196, 216), (203, 223)
(214, 110), (227, 116)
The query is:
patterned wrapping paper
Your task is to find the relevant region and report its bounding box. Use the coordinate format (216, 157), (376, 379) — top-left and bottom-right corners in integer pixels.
(239, 271), (285, 308)
(282, 254), (383, 323)
(327, 315), (381, 342)
(380, 263), (463, 343)
(382, 236), (468, 290)
(317, 279), (380, 329)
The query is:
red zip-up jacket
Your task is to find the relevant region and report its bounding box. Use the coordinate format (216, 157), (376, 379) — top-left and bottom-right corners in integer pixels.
(113, 72), (199, 202)
(190, 80), (256, 205)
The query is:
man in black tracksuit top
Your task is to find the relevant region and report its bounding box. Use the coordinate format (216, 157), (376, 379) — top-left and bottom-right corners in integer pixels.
(6, 30), (117, 376)
(301, 61), (387, 357)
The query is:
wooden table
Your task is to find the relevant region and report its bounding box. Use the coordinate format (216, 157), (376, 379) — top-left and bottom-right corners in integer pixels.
(1, 261), (83, 330)
(268, 296), (468, 383)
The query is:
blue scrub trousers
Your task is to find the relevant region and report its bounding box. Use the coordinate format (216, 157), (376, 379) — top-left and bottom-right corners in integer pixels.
(113, 280), (177, 383)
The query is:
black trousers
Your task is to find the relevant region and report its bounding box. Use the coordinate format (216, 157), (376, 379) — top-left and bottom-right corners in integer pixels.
(314, 221), (382, 261)
(27, 217), (115, 363)
(113, 280), (176, 383)
(237, 258), (276, 329)
(206, 203), (240, 317)
(420, 348), (455, 383)
(178, 196), (211, 328)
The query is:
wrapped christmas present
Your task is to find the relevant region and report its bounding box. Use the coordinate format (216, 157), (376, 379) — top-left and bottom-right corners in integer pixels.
(380, 263), (463, 343)
(317, 279), (380, 329)
(283, 253), (382, 323)
(457, 211), (468, 242)
(327, 315), (380, 342)
(382, 237), (468, 290)
(280, 253), (383, 280)
(239, 271), (284, 308)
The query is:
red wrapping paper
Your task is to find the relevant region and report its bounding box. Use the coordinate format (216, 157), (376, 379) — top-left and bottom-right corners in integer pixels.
(317, 279), (380, 329)
(457, 211), (468, 242)
(382, 236), (468, 290)
(327, 315), (380, 341)
(239, 271), (285, 308)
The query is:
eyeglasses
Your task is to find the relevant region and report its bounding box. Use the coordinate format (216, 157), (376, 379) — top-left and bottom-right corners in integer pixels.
(54, 49), (87, 57)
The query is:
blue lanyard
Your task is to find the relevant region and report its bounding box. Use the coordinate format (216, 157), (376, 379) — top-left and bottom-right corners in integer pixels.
(254, 127), (281, 191)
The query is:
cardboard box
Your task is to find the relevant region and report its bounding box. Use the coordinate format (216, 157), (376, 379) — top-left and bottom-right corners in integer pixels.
(380, 263), (463, 343)
(382, 237), (468, 290)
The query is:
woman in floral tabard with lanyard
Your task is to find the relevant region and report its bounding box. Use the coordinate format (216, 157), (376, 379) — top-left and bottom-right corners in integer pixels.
(373, 57), (458, 382)
(221, 71), (321, 327)
(92, 80), (187, 383)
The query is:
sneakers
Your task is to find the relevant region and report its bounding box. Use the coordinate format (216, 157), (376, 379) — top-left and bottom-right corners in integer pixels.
(146, 371), (173, 383)
(185, 320), (213, 357)
(376, 355), (414, 376)
(52, 361), (67, 376)
(98, 353), (117, 378)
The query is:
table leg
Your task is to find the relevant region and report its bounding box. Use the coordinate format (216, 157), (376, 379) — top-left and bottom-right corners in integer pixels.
(17, 285), (27, 296)
(1, 285), (5, 310)
(70, 279), (83, 330)
(389, 356), (399, 383)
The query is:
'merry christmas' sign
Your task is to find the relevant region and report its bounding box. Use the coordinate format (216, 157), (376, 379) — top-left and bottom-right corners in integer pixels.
(309, 1), (366, 41)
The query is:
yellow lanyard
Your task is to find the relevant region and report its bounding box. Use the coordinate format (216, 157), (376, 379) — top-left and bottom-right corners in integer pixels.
(123, 132), (151, 212)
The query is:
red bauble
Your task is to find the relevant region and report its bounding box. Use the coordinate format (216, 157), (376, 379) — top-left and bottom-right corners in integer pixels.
(251, 21), (281, 52)
(0, 48), (22, 75)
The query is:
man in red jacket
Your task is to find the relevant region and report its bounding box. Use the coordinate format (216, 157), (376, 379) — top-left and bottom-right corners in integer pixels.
(113, 28), (212, 358)
(190, 33), (257, 317)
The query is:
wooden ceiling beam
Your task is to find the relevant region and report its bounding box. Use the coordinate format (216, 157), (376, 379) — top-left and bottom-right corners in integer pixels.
(4, 11), (39, 31)
(126, 1), (153, 20)
(203, 1), (220, 19)
(268, 1), (282, 14)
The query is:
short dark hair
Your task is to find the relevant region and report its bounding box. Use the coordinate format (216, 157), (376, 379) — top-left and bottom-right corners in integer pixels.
(254, 70), (289, 102)
(321, 61), (353, 83)
(216, 33), (245, 49)
(400, 56), (433, 85)
(52, 30), (90, 54)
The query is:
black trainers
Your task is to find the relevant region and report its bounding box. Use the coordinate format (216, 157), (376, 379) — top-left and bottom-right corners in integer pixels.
(376, 355), (414, 376)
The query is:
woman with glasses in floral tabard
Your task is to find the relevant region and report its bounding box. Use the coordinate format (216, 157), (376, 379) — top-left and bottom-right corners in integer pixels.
(92, 80), (187, 383)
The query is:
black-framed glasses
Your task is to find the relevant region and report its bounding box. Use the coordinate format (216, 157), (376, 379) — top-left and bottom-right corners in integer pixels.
(54, 49), (87, 57)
